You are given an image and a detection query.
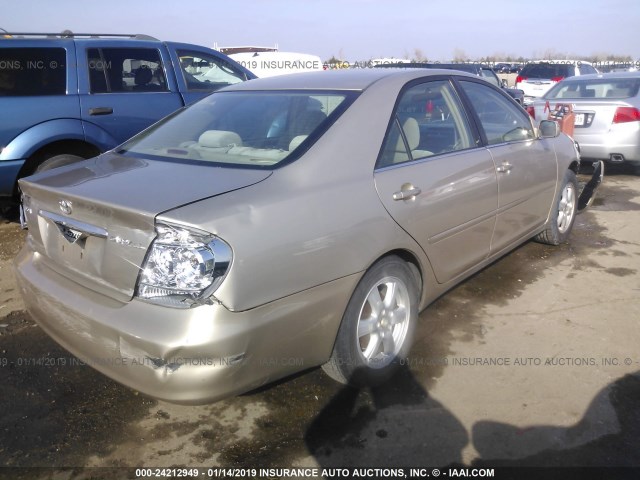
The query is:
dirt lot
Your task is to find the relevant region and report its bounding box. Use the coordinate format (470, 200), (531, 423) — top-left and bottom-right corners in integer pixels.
(1, 166), (639, 477)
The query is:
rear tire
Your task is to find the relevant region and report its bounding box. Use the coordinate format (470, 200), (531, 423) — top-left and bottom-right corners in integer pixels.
(35, 154), (85, 173)
(322, 256), (419, 386)
(535, 169), (578, 245)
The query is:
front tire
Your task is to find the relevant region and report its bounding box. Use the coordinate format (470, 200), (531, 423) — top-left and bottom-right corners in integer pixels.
(535, 169), (578, 245)
(322, 256), (419, 386)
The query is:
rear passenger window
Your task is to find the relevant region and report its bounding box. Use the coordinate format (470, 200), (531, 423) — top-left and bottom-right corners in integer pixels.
(0, 48), (66, 96)
(459, 81), (534, 146)
(87, 48), (168, 93)
(377, 80), (474, 168)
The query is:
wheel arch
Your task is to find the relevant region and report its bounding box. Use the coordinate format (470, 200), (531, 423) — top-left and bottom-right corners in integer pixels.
(17, 139), (101, 181)
(356, 246), (435, 314)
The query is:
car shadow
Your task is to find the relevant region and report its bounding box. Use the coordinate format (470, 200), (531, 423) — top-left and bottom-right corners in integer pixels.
(580, 161), (640, 177)
(470, 371), (640, 469)
(304, 364), (468, 468)
(305, 367), (640, 474)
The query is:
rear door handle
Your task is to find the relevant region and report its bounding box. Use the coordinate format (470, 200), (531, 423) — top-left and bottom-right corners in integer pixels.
(393, 185), (422, 201)
(89, 107), (113, 116)
(497, 162), (513, 173)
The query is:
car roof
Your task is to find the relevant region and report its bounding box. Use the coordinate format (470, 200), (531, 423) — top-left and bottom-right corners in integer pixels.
(1, 33), (159, 41)
(221, 68), (479, 92)
(559, 71), (640, 82)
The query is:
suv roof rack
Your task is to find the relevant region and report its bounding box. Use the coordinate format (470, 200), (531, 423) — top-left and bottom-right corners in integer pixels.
(2, 33), (159, 40)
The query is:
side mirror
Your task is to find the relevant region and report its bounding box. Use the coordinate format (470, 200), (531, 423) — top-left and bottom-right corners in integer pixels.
(539, 120), (560, 138)
(501, 79), (508, 88)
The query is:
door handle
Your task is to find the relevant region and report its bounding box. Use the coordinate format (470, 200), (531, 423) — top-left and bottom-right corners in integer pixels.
(89, 107), (114, 116)
(393, 185), (422, 201)
(497, 162), (513, 173)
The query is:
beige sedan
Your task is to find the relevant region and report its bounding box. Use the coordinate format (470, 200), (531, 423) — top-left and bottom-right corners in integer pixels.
(15, 69), (591, 403)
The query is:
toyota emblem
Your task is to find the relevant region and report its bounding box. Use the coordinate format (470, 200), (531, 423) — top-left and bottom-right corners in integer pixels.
(59, 200), (73, 215)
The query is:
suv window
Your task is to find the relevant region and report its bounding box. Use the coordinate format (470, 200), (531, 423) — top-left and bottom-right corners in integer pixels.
(377, 80), (474, 168)
(88, 48), (168, 93)
(459, 81), (534, 145)
(520, 63), (573, 79)
(178, 50), (247, 92)
(0, 47), (66, 96)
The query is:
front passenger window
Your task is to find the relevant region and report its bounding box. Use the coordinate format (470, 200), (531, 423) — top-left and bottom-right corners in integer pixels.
(178, 50), (247, 92)
(459, 81), (534, 145)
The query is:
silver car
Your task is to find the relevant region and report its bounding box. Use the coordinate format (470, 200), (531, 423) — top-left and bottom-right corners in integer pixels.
(15, 69), (593, 404)
(530, 72), (640, 166)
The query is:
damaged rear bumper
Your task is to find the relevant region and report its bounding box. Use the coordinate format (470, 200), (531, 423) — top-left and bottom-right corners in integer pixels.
(14, 247), (356, 404)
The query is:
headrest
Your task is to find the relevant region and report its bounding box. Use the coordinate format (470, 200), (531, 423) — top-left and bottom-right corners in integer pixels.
(198, 130), (242, 148)
(402, 117), (420, 151)
(134, 67), (153, 85)
(396, 117), (420, 152)
(289, 135), (308, 151)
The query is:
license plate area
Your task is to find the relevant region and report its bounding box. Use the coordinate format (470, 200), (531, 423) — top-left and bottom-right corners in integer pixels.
(38, 210), (108, 276)
(573, 112), (594, 128)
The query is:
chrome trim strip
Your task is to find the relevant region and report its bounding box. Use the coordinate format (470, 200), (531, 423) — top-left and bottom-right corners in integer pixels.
(38, 210), (108, 239)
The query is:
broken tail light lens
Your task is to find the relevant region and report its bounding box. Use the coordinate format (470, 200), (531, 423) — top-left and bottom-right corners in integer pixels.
(137, 223), (232, 308)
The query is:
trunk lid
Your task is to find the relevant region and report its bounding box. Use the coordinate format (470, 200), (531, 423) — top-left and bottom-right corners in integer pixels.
(19, 153), (271, 302)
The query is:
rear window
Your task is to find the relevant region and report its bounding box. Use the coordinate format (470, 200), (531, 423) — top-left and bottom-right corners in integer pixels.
(520, 63), (573, 79)
(0, 47), (66, 96)
(546, 78), (640, 99)
(120, 90), (356, 168)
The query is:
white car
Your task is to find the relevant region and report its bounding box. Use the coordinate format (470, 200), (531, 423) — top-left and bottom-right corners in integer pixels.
(516, 60), (598, 105)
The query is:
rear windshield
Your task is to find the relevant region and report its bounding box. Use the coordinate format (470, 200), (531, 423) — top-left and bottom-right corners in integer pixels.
(521, 63), (572, 79)
(0, 47), (66, 96)
(120, 90), (355, 168)
(546, 78), (640, 99)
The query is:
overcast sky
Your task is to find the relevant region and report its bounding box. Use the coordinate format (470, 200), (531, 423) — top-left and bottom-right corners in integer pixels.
(2, 0), (639, 61)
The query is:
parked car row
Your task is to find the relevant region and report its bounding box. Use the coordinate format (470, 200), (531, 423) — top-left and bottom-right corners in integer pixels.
(493, 62), (522, 74)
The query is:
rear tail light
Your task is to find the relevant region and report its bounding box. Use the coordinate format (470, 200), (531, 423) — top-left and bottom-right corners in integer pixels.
(612, 107), (640, 124)
(516, 75), (527, 84)
(551, 76), (565, 82)
(526, 106), (535, 118)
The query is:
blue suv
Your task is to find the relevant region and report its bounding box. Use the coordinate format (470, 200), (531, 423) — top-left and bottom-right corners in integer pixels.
(0, 32), (255, 206)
